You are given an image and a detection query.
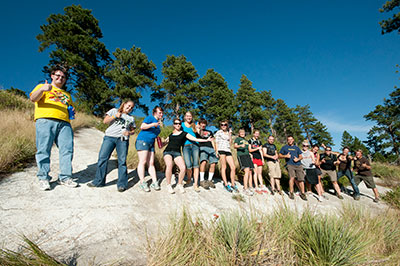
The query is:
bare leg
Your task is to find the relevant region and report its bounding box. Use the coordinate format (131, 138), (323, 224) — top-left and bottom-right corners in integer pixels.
(193, 167), (199, 188)
(243, 168), (250, 190)
(147, 151), (157, 183)
(164, 155), (173, 185)
(174, 157), (186, 184)
(257, 166), (264, 187)
(186, 168), (193, 184)
(372, 188), (379, 199)
(137, 150), (149, 183)
(253, 166), (258, 188)
(332, 181), (341, 196)
(275, 178), (281, 191)
(219, 155), (228, 186)
(297, 181), (305, 194)
(289, 177), (295, 193)
(226, 155), (236, 186)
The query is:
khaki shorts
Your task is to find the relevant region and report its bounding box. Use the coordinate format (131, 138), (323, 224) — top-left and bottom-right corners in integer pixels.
(321, 169), (337, 182)
(287, 164), (305, 182)
(267, 161), (281, 179)
(354, 175), (376, 189)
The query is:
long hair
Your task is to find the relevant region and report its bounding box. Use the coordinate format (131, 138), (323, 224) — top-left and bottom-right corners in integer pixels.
(184, 111), (197, 131)
(118, 100), (134, 113)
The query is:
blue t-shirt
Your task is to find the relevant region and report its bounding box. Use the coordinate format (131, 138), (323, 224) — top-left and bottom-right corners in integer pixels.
(279, 144), (302, 166)
(181, 122), (198, 146)
(136, 115), (161, 143)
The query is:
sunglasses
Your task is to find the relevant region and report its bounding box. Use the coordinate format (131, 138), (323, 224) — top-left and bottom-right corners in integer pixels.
(326, 149), (331, 151)
(221, 123), (228, 126)
(173, 122), (181, 125)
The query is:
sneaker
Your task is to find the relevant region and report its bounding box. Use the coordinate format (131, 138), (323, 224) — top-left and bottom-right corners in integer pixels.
(289, 192), (295, 200)
(373, 197), (380, 203)
(270, 190), (275, 195)
(167, 184), (175, 194)
(232, 185), (239, 193)
(87, 182), (96, 188)
(354, 194), (361, 201)
(299, 193), (308, 201)
(224, 185), (233, 193)
(278, 190), (283, 195)
(39, 180), (51, 191)
(194, 185), (200, 193)
(176, 184), (185, 194)
(207, 180), (216, 189)
(322, 193), (329, 200)
(255, 188), (263, 194)
(58, 178), (78, 188)
(150, 182), (161, 191)
(261, 186), (269, 194)
(317, 195), (323, 202)
(139, 182), (150, 192)
(336, 193), (344, 200)
(117, 187), (126, 192)
(244, 189), (254, 196)
(200, 180), (210, 190)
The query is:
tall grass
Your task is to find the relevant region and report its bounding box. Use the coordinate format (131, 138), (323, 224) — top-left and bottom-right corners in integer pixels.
(147, 204), (400, 265)
(372, 162), (400, 187)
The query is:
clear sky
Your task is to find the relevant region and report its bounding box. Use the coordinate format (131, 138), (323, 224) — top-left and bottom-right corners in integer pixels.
(1, 0), (399, 149)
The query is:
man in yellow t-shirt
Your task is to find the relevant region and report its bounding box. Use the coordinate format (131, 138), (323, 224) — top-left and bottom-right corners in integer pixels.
(30, 65), (78, 190)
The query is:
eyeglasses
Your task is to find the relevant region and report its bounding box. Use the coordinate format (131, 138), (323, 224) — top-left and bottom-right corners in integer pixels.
(221, 123), (228, 126)
(53, 74), (66, 80)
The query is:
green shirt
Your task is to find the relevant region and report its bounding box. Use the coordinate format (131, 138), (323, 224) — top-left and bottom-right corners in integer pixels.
(234, 137), (249, 156)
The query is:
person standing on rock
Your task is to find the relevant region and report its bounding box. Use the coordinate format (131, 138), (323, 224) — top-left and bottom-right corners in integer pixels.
(337, 147), (360, 200)
(135, 106), (164, 192)
(301, 140), (324, 202)
(319, 146), (343, 199)
(214, 120), (237, 193)
(279, 136), (307, 201)
(353, 149), (380, 202)
(234, 129), (254, 196)
(30, 65), (78, 190)
(248, 129), (267, 194)
(162, 118), (212, 194)
(197, 118), (218, 190)
(263, 135), (282, 195)
(87, 100), (136, 192)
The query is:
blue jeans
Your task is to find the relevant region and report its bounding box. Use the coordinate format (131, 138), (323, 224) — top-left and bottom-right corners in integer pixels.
(92, 136), (129, 188)
(337, 169), (360, 196)
(35, 118), (74, 181)
(182, 144), (200, 169)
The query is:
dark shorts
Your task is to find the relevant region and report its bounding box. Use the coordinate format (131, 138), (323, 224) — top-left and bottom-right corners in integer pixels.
(199, 146), (219, 164)
(316, 168), (322, 176)
(237, 154), (254, 170)
(253, 158), (263, 167)
(354, 175), (376, 189)
(135, 139), (155, 152)
(163, 150), (182, 160)
(305, 168), (319, 185)
(218, 151), (232, 156)
(287, 164), (305, 181)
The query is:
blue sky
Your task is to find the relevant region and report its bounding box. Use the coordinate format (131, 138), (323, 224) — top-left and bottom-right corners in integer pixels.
(1, 0), (399, 150)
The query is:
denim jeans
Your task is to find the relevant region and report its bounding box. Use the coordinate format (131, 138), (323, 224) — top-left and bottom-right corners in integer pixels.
(35, 118), (74, 181)
(337, 169), (360, 196)
(182, 144), (200, 169)
(92, 136), (129, 188)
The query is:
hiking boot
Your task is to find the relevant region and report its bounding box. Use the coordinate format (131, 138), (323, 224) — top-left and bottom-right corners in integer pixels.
(373, 197), (380, 203)
(289, 192), (295, 200)
(232, 185), (239, 193)
(278, 190), (283, 195)
(200, 180), (210, 190)
(224, 185), (233, 193)
(117, 187), (126, 192)
(39, 179), (51, 191)
(176, 184), (185, 194)
(167, 184), (175, 194)
(139, 182), (150, 192)
(150, 182), (161, 191)
(354, 194), (361, 201)
(299, 193), (308, 201)
(58, 178), (78, 188)
(194, 185), (200, 193)
(207, 180), (216, 189)
(244, 189), (254, 196)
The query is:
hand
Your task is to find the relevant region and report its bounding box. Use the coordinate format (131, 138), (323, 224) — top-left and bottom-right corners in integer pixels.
(273, 155), (278, 160)
(321, 159), (326, 163)
(154, 122), (160, 128)
(293, 156), (299, 162)
(206, 137), (212, 141)
(42, 80), (52, 92)
(361, 163), (367, 168)
(286, 153), (291, 159)
(122, 131), (129, 136)
(116, 112), (122, 118)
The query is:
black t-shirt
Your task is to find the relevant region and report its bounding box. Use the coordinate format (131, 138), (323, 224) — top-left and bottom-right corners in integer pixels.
(248, 138), (262, 159)
(319, 153), (337, 171)
(164, 131), (188, 152)
(196, 129), (213, 148)
(338, 153), (352, 171)
(263, 143), (277, 162)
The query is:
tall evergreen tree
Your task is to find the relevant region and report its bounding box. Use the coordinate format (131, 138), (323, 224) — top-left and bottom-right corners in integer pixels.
(295, 104), (317, 144)
(235, 75), (264, 133)
(106, 46), (157, 114)
(197, 69), (236, 124)
(37, 4), (112, 115)
(310, 121), (334, 146)
(257, 90), (276, 135)
(273, 99), (302, 144)
(341, 130), (354, 149)
(379, 0), (400, 35)
(151, 55), (200, 119)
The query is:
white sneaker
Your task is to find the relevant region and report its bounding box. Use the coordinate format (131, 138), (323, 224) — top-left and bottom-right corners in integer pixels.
(167, 184), (175, 194)
(244, 189), (254, 196)
(317, 195), (324, 202)
(58, 178), (78, 188)
(39, 180), (51, 191)
(176, 184), (185, 194)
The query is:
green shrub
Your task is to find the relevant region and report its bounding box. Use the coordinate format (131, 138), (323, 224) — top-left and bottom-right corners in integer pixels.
(0, 90), (33, 111)
(382, 187), (400, 210)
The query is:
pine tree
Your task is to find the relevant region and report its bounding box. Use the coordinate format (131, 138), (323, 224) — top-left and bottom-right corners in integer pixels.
(379, 0), (400, 35)
(151, 55), (200, 119)
(37, 4), (113, 115)
(106, 46), (157, 114)
(197, 69), (236, 124)
(274, 99), (302, 144)
(341, 131), (354, 149)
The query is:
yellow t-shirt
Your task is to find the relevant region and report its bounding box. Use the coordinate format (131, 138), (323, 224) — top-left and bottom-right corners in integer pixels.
(30, 84), (73, 123)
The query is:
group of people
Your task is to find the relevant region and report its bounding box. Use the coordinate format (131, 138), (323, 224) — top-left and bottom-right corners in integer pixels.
(30, 66), (380, 203)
